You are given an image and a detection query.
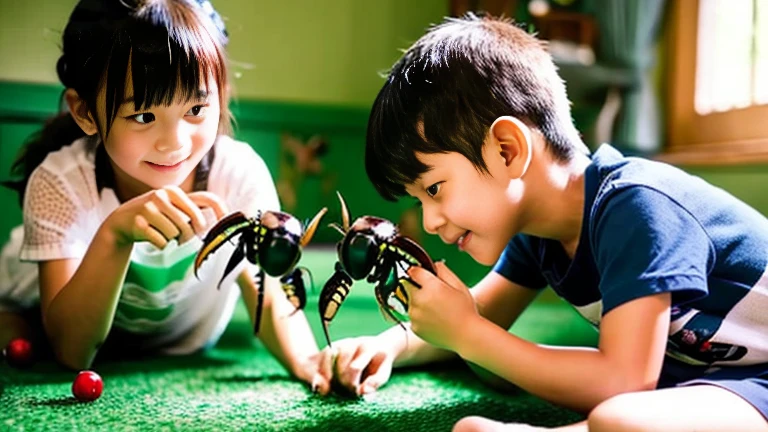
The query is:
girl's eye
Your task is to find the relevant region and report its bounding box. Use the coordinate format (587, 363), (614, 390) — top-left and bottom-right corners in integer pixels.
(130, 113), (155, 124)
(426, 182), (441, 197)
(186, 105), (208, 117)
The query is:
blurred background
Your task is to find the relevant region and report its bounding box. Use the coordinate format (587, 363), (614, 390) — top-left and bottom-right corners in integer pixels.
(0, 0), (767, 289)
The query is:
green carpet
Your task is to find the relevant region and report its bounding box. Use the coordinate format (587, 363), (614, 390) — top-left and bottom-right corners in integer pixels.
(1, 249), (596, 431)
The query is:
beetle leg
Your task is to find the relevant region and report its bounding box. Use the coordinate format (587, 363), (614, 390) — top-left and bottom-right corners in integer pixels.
(374, 274), (408, 332)
(217, 239), (247, 290)
(391, 236), (436, 274)
(318, 262), (353, 347)
(194, 211), (253, 278)
(279, 267), (312, 315)
(254, 270), (266, 335)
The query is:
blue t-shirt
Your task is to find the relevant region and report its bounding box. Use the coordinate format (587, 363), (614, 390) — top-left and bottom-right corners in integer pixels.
(494, 144), (768, 367)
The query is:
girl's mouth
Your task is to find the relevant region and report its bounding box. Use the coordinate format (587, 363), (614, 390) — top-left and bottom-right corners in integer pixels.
(146, 159), (186, 172)
(457, 231), (472, 251)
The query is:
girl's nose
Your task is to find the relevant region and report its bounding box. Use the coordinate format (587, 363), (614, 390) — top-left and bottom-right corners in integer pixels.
(155, 122), (190, 152)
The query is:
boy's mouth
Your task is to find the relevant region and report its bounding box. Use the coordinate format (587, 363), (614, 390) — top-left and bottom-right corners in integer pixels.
(457, 231), (471, 251)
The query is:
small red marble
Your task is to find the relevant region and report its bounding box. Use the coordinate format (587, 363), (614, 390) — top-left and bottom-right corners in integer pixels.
(72, 371), (103, 402)
(3, 338), (34, 368)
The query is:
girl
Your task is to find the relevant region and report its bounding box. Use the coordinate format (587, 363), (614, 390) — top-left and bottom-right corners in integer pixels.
(0, 0), (328, 390)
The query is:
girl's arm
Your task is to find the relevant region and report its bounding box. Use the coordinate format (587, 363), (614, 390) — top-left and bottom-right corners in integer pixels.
(236, 270), (320, 383)
(38, 188), (225, 370)
(38, 226), (132, 370)
(455, 292), (671, 413)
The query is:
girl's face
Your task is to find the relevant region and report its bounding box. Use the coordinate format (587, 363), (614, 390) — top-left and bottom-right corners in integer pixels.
(98, 75), (221, 198)
(405, 144), (525, 266)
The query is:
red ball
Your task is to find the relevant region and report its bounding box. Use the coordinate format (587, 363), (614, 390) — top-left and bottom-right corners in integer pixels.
(3, 338), (34, 368)
(72, 371), (103, 402)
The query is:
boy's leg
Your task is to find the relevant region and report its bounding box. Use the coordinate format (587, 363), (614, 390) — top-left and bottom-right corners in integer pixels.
(453, 417), (585, 431)
(453, 384), (767, 432)
(586, 384), (767, 432)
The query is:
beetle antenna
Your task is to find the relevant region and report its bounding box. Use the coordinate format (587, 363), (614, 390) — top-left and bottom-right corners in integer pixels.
(328, 223), (346, 236)
(336, 191), (350, 231)
(300, 207), (328, 247)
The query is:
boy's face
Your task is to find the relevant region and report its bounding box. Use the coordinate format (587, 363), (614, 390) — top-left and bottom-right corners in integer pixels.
(405, 144), (525, 266)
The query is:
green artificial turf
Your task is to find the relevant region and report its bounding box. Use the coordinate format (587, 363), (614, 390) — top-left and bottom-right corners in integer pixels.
(0, 248), (597, 431)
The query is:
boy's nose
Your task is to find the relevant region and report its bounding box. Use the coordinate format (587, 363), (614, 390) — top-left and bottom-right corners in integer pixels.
(421, 204), (445, 235)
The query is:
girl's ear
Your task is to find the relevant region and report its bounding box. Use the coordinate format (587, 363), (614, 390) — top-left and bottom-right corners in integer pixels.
(489, 116), (532, 179)
(64, 89), (98, 136)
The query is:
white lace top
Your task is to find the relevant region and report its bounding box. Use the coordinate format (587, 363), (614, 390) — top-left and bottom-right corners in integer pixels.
(11, 135), (279, 353)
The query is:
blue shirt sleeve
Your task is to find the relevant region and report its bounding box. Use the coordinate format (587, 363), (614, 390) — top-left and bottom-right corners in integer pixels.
(592, 186), (713, 315)
(493, 234), (548, 290)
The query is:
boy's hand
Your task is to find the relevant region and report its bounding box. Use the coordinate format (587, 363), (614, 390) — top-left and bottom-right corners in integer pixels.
(311, 336), (395, 396)
(405, 261), (479, 352)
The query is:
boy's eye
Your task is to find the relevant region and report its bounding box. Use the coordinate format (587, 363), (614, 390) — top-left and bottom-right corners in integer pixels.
(129, 113), (155, 124)
(426, 182), (441, 197)
(186, 104), (208, 117)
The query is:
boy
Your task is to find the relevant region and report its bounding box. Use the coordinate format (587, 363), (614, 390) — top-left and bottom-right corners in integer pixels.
(310, 14), (768, 432)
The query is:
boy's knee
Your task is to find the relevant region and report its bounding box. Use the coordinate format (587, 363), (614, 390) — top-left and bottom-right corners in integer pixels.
(588, 392), (656, 432)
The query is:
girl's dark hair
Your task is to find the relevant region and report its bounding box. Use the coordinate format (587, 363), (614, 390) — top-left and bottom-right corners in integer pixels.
(7, 0), (232, 204)
(365, 14), (589, 201)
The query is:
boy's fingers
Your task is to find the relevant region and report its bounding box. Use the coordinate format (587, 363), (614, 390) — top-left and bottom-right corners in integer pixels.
(357, 353), (391, 395)
(407, 266), (434, 286)
(435, 261), (465, 291)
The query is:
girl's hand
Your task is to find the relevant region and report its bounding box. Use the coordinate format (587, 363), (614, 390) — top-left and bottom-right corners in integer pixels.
(311, 336), (396, 396)
(405, 261), (479, 352)
(104, 185), (228, 249)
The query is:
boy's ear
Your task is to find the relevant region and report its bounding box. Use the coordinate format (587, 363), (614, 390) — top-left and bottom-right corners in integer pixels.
(64, 89), (98, 136)
(490, 116), (532, 179)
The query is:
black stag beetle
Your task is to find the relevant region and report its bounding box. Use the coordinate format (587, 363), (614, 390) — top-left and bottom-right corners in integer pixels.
(319, 192), (435, 346)
(194, 208), (327, 333)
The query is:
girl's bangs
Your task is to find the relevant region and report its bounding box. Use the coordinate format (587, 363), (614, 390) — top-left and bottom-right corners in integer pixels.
(104, 2), (228, 126)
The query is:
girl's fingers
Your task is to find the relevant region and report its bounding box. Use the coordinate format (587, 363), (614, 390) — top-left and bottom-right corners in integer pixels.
(134, 214), (170, 249)
(151, 192), (197, 243)
(141, 201), (181, 243)
(188, 191), (229, 220)
(161, 187), (207, 234)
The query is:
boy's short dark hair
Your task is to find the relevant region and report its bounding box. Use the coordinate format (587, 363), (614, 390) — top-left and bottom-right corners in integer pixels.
(365, 14), (588, 201)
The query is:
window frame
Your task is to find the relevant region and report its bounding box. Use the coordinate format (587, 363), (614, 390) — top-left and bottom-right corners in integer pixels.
(660, 0), (768, 165)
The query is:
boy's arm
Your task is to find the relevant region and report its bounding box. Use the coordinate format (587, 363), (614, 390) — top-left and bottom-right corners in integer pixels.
(391, 271), (539, 367)
(455, 291), (671, 413)
(327, 270), (539, 396)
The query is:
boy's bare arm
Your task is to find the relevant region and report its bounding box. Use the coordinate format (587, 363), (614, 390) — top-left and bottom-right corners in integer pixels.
(38, 226), (133, 370)
(456, 292), (671, 413)
(392, 271), (539, 367)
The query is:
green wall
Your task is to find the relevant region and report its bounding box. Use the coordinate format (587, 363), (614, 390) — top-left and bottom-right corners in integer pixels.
(3, 0), (768, 290)
(0, 0), (447, 106)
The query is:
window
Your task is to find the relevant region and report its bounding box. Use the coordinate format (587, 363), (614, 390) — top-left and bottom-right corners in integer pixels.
(663, 0), (768, 165)
(695, 0), (767, 114)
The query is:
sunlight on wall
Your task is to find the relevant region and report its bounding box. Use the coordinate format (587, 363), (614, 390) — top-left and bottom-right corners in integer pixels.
(0, 0), (447, 106)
